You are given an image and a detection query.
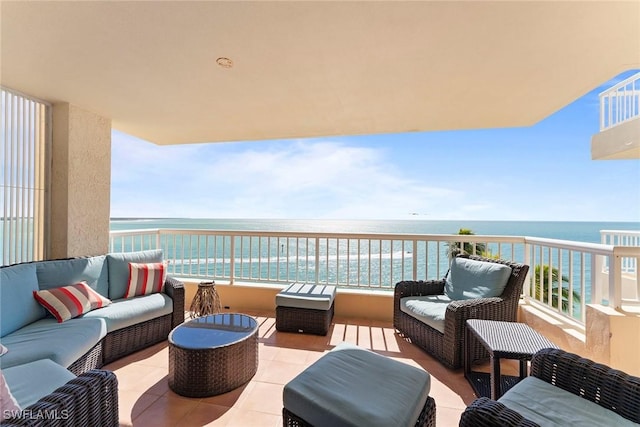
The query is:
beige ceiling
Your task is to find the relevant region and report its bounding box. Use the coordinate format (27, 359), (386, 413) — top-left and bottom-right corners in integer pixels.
(2, 1), (639, 146)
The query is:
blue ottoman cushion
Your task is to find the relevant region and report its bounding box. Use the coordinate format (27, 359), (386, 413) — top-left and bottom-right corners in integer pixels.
(283, 342), (431, 427)
(276, 283), (336, 310)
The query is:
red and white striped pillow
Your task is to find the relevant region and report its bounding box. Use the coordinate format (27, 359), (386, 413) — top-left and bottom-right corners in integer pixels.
(33, 282), (111, 323)
(124, 262), (167, 298)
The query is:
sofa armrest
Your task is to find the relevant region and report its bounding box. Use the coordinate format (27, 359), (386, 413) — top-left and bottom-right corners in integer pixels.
(1, 370), (118, 427)
(164, 276), (185, 328)
(459, 397), (540, 427)
(531, 348), (640, 423)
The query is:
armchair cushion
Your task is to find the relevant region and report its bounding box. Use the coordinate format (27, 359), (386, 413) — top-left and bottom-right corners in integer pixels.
(445, 257), (512, 300)
(498, 376), (637, 427)
(400, 294), (452, 333)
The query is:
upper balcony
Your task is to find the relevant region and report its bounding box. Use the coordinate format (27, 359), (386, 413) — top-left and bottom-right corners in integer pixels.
(592, 71), (640, 160)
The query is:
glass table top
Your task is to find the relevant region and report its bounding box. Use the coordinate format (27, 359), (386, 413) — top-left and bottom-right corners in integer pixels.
(169, 313), (258, 350)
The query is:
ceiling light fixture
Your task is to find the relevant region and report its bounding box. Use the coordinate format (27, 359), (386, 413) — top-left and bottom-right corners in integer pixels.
(216, 57), (233, 68)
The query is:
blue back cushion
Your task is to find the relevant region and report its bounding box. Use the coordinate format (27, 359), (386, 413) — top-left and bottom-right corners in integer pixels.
(0, 263), (46, 337)
(35, 256), (109, 297)
(107, 249), (163, 299)
(444, 257), (512, 300)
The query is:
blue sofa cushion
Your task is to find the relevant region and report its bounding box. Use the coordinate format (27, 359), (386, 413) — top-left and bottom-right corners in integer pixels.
(81, 293), (173, 333)
(283, 342), (431, 427)
(445, 257), (512, 300)
(107, 249), (163, 300)
(3, 359), (76, 409)
(0, 317), (107, 369)
(400, 294), (452, 334)
(0, 263), (46, 337)
(276, 283), (336, 310)
(35, 256), (109, 298)
(499, 376), (637, 427)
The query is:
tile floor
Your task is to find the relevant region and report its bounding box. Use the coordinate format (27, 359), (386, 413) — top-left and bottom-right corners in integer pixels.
(105, 311), (506, 427)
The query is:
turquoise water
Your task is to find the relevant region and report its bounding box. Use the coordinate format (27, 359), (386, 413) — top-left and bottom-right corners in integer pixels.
(110, 218), (640, 244)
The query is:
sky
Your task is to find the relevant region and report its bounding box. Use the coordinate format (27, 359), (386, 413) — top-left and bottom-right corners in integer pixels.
(111, 70), (640, 222)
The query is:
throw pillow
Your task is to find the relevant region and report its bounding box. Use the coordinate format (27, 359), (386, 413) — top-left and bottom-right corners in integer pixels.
(0, 370), (21, 420)
(124, 262), (167, 298)
(444, 257), (512, 300)
(33, 281), (112, 323)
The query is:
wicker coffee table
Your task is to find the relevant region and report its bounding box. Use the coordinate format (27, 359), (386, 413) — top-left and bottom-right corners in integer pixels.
(464, 319), (558, 400)
(168, 313), (258, 397)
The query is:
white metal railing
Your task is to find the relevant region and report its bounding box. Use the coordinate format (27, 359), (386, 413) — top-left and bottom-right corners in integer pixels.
(599, 71), (640, 131)
(601, 229), (640, 273)
(109, 228), (640, 324)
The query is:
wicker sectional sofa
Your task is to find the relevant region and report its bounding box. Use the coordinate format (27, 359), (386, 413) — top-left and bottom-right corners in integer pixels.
(0, 250), (185, 426)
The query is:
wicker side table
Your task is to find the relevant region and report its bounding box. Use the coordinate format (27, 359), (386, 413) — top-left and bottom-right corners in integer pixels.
(189, 281), (222, 318)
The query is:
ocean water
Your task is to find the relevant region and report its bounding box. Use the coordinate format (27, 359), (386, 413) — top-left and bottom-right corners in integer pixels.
(110, 218), (640, 244)
(109, 219), (639, 317)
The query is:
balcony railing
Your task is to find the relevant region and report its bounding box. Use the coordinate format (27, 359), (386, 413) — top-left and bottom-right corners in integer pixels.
(599, 71), (640, 131)
(109, 229), (640, 325)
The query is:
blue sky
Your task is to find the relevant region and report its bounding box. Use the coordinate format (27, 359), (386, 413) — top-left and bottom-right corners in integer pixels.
(111, 70), (640, 222)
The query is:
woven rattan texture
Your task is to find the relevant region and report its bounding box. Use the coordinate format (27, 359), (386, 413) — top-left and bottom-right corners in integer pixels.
(102, 314), (172, 364)
(168, 323), (259, 397)
(276, 302), (334, 335)
(282, 396), (436, 427)
(2, 370), (119, 427)
(393, 255), (529, 369)
(459, 348), (640, 426)
(466, 319), (557, 359)
(102, 277), (184, 364)
(67, 340), (104, 374)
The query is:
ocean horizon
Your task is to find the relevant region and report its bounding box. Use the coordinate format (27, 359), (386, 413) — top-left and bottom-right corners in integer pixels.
(110, 218), (640, 244)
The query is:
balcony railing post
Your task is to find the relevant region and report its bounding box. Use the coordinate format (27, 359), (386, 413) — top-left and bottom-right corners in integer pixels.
(609, 250), (621, 309)
(229, 235), (235, 285)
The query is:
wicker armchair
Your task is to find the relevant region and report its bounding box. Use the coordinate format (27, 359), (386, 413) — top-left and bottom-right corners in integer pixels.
(1, 370), (118, 427)
(459, 348), (640, 426)
(393, 255), (529, 369)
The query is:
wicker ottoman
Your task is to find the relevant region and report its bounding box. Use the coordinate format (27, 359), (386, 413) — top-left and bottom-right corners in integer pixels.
(283, 342), (435, 427)
(275, 283), (336, 335)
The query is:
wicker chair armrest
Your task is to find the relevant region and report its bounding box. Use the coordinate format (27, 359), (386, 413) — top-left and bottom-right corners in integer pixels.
(530, 348), (640, 423)
(445, 296), (511, 326)
(164, 276), (185, 327)
(394, 280), (445, 299)
(459, 397), (540, 427)
(1, 370), (118, 427)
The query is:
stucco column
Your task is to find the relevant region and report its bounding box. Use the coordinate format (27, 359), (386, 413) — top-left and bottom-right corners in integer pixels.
(50, 103), (111, 258)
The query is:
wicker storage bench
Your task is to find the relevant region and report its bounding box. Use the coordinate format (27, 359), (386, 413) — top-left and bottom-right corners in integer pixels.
(283, 342), (435, 427)
(276, 283), (336, 335)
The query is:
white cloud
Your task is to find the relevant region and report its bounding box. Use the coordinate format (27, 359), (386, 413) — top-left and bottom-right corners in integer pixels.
(111, 135), (460, 219)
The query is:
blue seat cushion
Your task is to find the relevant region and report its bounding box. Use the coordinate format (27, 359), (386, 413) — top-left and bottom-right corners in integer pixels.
(499, 376), (637, 427)
(3, 359), (76, 409)
(283, 342), (431, 427)
(0, 317), (106, 369)
(80, 293), (173, 332)
(276, 283), (336, 310)
(35, 255), (109, 298)
(0, 263), (46, 337)
(400, 294), (452, 334)
(107, 249), (163, 300)
(445, 257), (512, 300)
